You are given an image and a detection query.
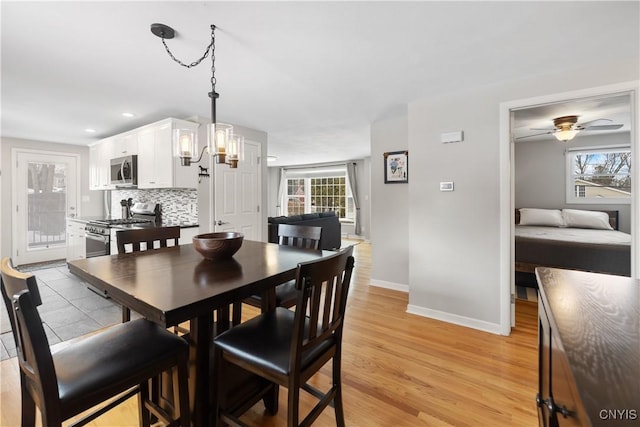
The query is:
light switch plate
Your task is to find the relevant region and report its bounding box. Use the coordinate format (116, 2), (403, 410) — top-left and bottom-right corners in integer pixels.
(440, 181), (454, 191)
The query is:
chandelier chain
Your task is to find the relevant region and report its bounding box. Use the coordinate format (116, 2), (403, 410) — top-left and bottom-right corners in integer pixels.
(160, 29), (214, 69)
(210, 27), (216, 93)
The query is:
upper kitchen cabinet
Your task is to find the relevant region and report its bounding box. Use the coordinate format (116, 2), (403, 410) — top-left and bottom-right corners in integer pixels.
(112, 132), (138, 157)
(89, 118), (200, 190)
(89, 138), (112, 190)
(137, 118), (199, 189)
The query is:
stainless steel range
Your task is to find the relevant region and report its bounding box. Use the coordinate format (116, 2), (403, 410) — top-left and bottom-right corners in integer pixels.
(85, 218), (156, 258)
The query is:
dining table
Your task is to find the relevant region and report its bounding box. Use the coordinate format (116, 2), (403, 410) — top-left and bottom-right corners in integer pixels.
(67, 239), (331, 427)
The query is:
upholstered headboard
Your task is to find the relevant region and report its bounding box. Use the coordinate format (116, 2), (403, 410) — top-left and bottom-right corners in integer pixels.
(515, 209), (619, 230)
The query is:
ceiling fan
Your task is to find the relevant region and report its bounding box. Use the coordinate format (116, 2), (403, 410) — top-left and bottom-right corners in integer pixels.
(517, 115), (624, 142)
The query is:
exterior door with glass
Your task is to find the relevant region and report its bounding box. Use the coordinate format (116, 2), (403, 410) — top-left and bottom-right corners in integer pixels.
(12, 150), (79, 265)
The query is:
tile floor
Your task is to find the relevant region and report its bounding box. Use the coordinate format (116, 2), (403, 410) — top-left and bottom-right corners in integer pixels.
(0, 263), (125, 361)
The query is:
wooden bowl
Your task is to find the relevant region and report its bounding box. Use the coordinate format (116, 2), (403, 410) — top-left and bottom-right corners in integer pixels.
(192, 232), (244, 260)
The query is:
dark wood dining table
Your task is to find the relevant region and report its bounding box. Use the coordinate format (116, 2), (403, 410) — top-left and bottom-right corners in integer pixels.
(67, 240), (330, 427)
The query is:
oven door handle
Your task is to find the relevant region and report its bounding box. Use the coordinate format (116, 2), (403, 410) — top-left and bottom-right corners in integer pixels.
(85, 232), (109, 243)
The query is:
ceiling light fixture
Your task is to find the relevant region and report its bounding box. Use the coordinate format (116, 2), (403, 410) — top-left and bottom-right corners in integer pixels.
(84, 128), (96, 133)
(150, 23), (242, 170)
(121, 112), (136, 118)
(552, 115), (579, 142)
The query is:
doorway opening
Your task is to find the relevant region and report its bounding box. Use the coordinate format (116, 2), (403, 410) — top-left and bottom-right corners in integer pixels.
(499, 81), (638, 332)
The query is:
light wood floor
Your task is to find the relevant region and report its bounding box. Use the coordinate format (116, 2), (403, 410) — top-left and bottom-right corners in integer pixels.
(0, 242), (539, 426)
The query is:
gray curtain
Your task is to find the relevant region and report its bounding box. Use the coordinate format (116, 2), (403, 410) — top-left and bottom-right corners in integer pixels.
(276, 167), (286, 216)
(346, 162), (361, 235)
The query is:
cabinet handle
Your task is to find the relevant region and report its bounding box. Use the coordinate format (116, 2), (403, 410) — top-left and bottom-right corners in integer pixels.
(537, 394), (572, 419)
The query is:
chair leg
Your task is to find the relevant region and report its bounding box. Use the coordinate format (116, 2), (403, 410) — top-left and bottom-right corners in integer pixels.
(175, 356), (191, 427)
(122, 306), (131, 323)
(287, 383), (300, 427)
(333, 356), (345, 427)
(139, 379), (151, 427)
(20, 379), (36, 427)
(262, 384), (279, 416)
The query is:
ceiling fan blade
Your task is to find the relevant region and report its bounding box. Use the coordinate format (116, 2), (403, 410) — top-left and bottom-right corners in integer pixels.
(530, 127), (555, 131)
(515, 131), (553, 140)
(582, 124), (624, 131)
(578, 118), (612, 128)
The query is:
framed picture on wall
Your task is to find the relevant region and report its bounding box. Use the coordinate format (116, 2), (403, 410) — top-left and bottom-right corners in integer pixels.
(383, 151), (408, 183)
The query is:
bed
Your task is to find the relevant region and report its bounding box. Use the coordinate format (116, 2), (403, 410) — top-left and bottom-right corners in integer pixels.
(515, 208), (631, 280)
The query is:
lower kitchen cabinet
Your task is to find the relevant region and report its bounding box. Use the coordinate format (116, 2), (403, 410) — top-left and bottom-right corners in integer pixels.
(66, 219), (86, 261)
(535, 267), (639, 427)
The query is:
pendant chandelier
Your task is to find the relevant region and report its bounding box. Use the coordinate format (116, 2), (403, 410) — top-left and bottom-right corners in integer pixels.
(151, 23), (243, 169)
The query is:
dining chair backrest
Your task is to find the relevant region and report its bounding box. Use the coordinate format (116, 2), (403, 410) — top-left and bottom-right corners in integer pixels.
(116, 226), (180, 254)
(0, 258), (42, 345)
(277, 224), (322, 250)
(291, 245), (354, 371)
(1, 258), (59, 417)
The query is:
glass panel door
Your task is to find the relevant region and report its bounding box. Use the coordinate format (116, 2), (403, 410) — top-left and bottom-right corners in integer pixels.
(13, 151), (79, 265)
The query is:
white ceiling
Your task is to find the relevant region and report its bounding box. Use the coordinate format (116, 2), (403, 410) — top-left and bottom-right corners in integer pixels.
(2, 1), (638, 166)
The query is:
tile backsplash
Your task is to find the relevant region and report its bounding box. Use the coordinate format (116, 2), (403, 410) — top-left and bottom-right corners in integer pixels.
(111, 188), (198, 224)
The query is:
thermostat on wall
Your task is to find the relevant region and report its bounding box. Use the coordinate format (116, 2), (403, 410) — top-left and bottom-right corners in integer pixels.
(441, 131), (464, 144)
(440, 182), (454, 191)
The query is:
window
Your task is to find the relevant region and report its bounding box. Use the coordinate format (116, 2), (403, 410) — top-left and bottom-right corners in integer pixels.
(566, 146), (631, 204)
(283, 171), (354, 221)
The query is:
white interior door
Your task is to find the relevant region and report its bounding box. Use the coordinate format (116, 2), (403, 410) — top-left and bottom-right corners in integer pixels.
(12, 150), (79, 265)
(214, 141), (262, 240)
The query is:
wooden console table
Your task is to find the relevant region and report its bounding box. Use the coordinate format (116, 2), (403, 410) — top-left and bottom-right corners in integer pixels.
(535, 267), (639, 426)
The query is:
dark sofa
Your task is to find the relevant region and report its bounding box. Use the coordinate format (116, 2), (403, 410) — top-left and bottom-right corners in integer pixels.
(268, 211), (341, 250)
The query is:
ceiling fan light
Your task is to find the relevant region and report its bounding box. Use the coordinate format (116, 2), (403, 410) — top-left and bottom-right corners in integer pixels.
(554, 129), (579, 142)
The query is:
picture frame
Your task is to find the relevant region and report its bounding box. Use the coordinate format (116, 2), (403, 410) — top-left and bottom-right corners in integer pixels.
(383, 151), (408, 183)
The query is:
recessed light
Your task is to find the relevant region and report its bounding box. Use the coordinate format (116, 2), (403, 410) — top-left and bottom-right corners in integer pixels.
(121, 112), (136, 118)
(85, 128), (97, 133)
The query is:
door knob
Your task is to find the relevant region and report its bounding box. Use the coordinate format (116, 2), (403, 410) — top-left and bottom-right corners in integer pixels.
(216, 220), (229, 226)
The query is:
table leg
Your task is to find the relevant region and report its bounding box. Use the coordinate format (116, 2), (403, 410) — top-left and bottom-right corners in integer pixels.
(190, 314), (213, 427)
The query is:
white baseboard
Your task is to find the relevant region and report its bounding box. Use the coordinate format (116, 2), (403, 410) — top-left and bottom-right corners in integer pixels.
(406, 304), (505, 335)
(370, 280), (409, 293)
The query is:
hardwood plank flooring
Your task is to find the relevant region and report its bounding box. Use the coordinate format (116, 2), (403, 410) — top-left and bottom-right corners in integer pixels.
(0, 241), (538, 426)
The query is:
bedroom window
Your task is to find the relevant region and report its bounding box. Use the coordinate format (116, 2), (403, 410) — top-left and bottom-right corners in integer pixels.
(284, 173), (355, 221)
(566, 146), (631, 204)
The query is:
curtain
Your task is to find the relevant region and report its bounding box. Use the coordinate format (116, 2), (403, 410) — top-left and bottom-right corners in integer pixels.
(346, 162), (361, 235)
(276, 167), (286, 216)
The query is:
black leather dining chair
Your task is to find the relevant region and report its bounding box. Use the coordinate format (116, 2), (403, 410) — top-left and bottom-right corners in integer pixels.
(244, 224), (322, 310)
(212, 246), (355, 427)
(0, 257), (191, 427)
(116, 226), (181, 322)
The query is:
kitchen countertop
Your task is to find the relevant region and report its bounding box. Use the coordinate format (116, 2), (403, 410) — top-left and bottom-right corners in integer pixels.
(67, 216), (198, 229)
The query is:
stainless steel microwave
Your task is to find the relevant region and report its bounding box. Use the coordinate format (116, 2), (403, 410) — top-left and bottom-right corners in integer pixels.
(110, 155), (137, 187)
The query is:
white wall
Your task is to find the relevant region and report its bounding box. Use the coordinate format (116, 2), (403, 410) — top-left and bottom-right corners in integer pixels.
(515, 132), (632, 233)
(369, 58), (639, 333)
(0, 137), (104, 259)
(370, 116), (409, 290)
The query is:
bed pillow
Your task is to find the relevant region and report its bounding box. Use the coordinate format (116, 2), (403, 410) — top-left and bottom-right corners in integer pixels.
(518, 208), (565, 227)
(562, 209), (613, 230)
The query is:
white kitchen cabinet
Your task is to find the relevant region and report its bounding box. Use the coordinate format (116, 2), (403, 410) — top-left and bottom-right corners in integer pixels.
(66, 219), (86, 261)
(112, 132), (138, 157)
(89, 139), (112, 190)
(137, 118), (200, 189)
(89, 117), (199, 190)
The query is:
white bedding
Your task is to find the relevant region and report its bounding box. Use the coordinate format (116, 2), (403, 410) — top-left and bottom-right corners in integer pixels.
(515, 225), (631, 246)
